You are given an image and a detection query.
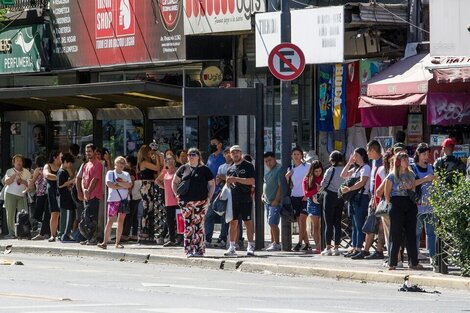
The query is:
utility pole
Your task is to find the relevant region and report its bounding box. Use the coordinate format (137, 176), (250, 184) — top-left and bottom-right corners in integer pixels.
(280, 0), (292, 251)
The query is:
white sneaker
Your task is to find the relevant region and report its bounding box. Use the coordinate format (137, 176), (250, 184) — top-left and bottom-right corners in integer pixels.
(224, 247), (237, 257)
(321, 248), (332, 256)
(247, 243), (255, 256)
(266, 243), (281, 251)
(333, 248), (340, 256)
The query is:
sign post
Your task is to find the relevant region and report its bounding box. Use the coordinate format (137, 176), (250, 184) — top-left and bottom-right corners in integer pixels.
(280, 0), (292, 251)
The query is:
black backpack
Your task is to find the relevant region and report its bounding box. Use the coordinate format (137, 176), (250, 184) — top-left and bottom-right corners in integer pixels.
(15, 210), (31, 239)
(78, 210), (96, 240)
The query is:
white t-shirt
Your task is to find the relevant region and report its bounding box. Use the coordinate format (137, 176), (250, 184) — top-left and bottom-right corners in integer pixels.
(290, 162), (310, 197)
(105, 170), (131, 202)
(351, 164), (371, 195)
(4, 168), (32, 197)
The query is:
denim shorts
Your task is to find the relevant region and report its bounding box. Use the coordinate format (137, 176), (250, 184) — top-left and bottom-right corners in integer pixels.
(306, 198), (321, 216)
(265, 204), (281, 225)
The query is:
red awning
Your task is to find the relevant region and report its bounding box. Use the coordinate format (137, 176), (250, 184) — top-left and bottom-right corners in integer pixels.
(364, 53), (432, 96)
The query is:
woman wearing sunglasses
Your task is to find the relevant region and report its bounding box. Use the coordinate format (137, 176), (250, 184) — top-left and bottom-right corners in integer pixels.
(384, 152), (423, 270)
(172, 148), (215, 257)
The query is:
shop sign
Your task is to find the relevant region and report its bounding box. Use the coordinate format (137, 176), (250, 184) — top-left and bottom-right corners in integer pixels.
(375, 136), (394, 151)
(407, 114), (423, 144)
(430, 134), (448, 147)
(428, 92), (470, 126)
(50, 0), (185, 69)
(184, 0), (266, 35)
(430, 146), (442, 164)
(0, 25), (45, 74)
(256, 6), (344, 67)
(454, 144), (469, 160)
(200, 66), (223, 87)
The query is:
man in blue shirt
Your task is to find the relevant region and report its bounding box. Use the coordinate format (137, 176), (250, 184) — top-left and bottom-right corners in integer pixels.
(205, 136), (227, 247)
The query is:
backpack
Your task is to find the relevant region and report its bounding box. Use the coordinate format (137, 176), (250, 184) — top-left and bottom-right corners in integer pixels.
(78, 210), (96, 240)
(15, 210), (31, 239)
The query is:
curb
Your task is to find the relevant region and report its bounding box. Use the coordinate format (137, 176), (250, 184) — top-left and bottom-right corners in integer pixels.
(2, 244), (469, 290)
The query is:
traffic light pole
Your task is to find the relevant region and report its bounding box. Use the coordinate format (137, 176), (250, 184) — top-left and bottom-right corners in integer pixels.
(280, 0), (292, 251)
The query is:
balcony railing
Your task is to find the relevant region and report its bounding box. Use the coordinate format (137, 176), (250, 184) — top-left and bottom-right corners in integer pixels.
(0, 0), (49, 11)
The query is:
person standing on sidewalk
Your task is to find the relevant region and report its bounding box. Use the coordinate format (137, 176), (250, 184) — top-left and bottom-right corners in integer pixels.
(352, 140), (385, 260)
(285, 147), (311, 252)
(262, 152), (282, 252)
(384, 152), (423, 270)
(156, 155), (179, 247)
(204, 136), (226, 247)
(172, 148), (215, 257)
(44, 151), (62, 242)
(30, 156), (50, 240)
(57, 153), (76, 242)
(3, 154), (32, 239)
(98, 156), (132, 249)
(122, 155), (140, 242)
(340, 148), (370, 258)
(224, 145), (256, 257)
(412, 143), (436, 263)
(303, 160), (323, 253)
(78, 144), (103, 245)
(320, 151), (344, 256)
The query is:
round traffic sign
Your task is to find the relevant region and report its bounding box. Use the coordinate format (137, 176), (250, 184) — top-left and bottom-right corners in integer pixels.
(268, 43), (305, 81)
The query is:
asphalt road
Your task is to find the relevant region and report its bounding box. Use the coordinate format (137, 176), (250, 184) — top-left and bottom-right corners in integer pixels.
(0, 253), (469, 313)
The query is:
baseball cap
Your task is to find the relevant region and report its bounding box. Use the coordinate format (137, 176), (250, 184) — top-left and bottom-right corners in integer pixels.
(223, 146), (231, 153)
(393, 143), (407, 153)
(442, 138), (456, 148)
(230, 145), (242, 152)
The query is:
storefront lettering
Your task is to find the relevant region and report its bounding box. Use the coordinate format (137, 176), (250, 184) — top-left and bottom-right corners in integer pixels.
(186, 0), (261, 20)
(96, 11), (113, 30)
(4, 56), (33, 69)
(433, 100), (470, 124)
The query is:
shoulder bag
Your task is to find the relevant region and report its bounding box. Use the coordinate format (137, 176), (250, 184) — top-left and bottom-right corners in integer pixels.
(375, 199), (392, 217)
(338, 166), (364, 202)
(316, 168), (335, 206)
(113, 172), (129, 213)
(176, 165), (196, 197)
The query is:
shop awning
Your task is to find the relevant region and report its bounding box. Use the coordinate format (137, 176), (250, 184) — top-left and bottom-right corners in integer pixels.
(363, 53), (432, 97)
(426, 56), (470, 83)
(0, 80), (182, 112)
(358, 53), (432, 127)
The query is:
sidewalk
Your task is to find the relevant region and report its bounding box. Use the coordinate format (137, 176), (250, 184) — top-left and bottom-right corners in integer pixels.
(1, 238), (469, 291)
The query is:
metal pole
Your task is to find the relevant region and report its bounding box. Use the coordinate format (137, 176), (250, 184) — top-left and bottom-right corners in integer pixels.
(255, 83), (265, 250)
(280, 0), (292, 251)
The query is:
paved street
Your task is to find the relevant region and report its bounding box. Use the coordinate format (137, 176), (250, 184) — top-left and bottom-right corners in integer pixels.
(0, 254), (469, 313)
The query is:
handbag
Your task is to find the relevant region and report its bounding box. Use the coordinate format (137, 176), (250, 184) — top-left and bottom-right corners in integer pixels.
(375, 199), (392, 217)
(280, 196), (296, 223)
(338, 166), (364, 202)
(316, 168), (335, 205)
(362, 206), (379, 234)
(176, 165), (196, 197)
(407, 189), (420, 204)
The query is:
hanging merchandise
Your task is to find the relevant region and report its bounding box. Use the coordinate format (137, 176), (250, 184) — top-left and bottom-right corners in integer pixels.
(333, 64), (347, 130)
(318, 65), (334, 132)
(346, 61), (361, 128)
(318, 64), (347, 131)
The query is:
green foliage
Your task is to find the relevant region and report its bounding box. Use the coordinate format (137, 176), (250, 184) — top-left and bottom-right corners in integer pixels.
(429, 171), (470, 276)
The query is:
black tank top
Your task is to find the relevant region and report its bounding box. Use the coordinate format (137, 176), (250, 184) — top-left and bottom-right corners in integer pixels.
(139, 167), (155, 180)
(46, 164), (58, 191)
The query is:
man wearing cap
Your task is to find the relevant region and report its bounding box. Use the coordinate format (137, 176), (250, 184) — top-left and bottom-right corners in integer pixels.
(434, 138), (465, 184)
(224, 145), (256, 256)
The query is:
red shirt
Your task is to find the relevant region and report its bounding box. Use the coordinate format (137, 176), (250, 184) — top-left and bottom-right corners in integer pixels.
(82, 159), (103, 200)
(303, 175), (323, 198)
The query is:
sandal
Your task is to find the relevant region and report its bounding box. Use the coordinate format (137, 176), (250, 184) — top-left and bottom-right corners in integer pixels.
(115, 243), (124, 249)
(97, 243), (107, 250)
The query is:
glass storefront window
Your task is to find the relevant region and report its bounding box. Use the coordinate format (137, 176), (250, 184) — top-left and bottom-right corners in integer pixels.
(102, 120), (144, 158)
(51, 120), (93, 155)
(151, 118), (198, 152)
(10, 121), (47, 163)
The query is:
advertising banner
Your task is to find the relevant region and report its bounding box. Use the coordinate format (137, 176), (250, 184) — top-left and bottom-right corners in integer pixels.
(0, 24), (48, 74)
(407, 114), (423, 144)
(50, 0), (185, 69)
(317, 64), (334, 132)
(255, 6), (344, 67)
(184, 0), (266, 35)
(428, 92), (470, 126)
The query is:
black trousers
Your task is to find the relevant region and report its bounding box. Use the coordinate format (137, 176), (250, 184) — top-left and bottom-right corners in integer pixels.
(389, 196), (418, 267)
(323, 190), (344, 246)
(165, 205), (178, 242)
(34, 195), (51, 236)
(123, 199), (140, 237)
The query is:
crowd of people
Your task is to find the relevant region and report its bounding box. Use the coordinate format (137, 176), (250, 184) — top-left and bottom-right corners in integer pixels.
(0, 133), (465, 268)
